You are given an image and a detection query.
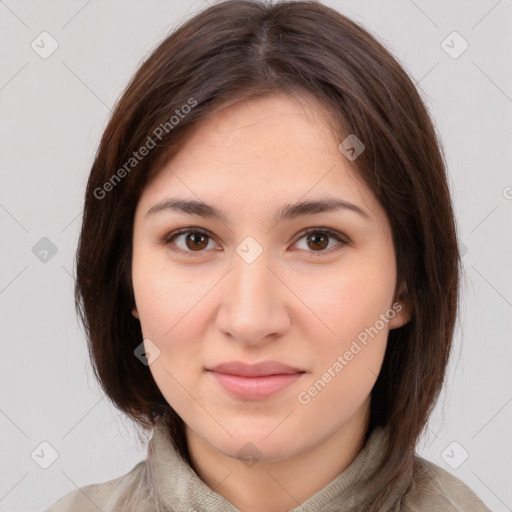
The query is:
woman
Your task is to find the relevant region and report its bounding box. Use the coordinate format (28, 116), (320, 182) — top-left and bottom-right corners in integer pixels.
(46, 0), (490, 510)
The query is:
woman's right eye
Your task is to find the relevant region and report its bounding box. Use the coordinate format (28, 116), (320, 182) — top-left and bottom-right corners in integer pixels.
(163, 228), (219, 255)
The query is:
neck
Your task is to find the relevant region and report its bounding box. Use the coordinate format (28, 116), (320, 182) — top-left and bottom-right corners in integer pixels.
(185, 399), (371, 512)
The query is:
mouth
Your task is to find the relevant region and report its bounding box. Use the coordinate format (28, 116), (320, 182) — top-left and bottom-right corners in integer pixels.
(205, 360), (306, 399)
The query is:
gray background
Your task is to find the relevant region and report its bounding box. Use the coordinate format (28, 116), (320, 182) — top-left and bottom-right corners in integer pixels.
(0, 0), (511, 510)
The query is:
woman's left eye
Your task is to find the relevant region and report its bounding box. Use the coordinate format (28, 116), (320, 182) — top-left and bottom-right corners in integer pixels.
(160, 227), (347, 256)
(292, 228), (347, 256)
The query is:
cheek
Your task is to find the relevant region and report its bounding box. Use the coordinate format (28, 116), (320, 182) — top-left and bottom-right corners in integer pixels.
(132, 261), (212, 413)
(131, 269), (206, 409)
(299, 261), (396, 341)
(132, 251), (212, 341)
(296, 271), (392, 418)
(295, 254), (396, 396)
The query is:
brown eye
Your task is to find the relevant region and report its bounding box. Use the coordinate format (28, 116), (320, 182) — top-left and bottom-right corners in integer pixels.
(293, 228), (348, 256)
(185, 232), (209, 251)
(163, 228), (216, 255)
(306, 232), (329, 251)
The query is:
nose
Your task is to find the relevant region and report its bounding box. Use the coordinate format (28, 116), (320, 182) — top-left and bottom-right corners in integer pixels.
(216, 249), (291, 346)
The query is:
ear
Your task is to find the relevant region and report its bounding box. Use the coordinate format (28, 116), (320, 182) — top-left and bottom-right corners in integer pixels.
(132, 306), (140, 320)
(389, 281), (412, 330)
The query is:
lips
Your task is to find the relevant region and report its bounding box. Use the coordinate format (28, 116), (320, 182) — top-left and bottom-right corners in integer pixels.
(207, 360), (305, 377)
(206, 361), (305, 399)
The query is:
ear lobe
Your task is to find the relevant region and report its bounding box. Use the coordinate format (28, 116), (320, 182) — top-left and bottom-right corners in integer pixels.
(389, 281), (411, 329)
(132, 307), (140, 320)
(389, 302), (410, 330)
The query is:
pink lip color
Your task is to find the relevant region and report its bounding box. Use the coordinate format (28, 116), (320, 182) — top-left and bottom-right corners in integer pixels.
(208, 371), (303, 399)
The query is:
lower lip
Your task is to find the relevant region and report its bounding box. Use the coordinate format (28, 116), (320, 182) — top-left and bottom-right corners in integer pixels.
(208, 371), (304, 399)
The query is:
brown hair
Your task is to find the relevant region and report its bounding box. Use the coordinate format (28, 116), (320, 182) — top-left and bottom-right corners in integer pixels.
(75, 0), (461, 508)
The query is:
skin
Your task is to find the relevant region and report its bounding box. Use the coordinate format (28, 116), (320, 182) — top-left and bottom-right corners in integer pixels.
(131, 91), (410, 512)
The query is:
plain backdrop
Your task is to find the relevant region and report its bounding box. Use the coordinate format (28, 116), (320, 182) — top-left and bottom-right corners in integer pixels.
(0, 1), (511, 511)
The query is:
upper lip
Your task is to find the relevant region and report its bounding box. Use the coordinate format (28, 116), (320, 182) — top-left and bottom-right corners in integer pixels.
(207, 361), (305, 377)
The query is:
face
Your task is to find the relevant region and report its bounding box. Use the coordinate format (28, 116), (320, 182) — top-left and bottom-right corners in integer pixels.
(131, 91), (406, 462)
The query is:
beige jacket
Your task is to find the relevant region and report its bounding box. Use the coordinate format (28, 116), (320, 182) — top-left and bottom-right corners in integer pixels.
(45, 416), (491, 512)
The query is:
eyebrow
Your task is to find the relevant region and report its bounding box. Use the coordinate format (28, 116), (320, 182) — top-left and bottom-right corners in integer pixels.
(145, 197), (370, 224)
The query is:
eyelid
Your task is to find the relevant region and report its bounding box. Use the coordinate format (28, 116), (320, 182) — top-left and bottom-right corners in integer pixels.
(161, 226), (213, 244)
(159, 225), (349, 256)
(298, 226), (348, 244)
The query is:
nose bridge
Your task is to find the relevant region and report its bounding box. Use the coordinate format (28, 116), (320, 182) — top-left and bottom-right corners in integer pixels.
(217, 243), (289, 342)
(230, 246), (275, 313)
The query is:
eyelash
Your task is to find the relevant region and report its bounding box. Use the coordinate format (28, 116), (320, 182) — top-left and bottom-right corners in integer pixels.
(159, 226), (348, 258)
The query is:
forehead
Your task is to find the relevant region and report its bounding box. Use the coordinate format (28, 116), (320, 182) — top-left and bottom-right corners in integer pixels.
(186, 91), (339, 163)
(137, 92), (378, 219)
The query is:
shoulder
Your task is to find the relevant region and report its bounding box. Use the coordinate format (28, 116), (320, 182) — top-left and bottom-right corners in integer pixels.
(400, 456), (491, 512)
(43, 460), (147, 512)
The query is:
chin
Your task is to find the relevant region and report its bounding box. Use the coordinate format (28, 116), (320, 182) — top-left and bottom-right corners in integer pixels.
(208, 425), (307, 463)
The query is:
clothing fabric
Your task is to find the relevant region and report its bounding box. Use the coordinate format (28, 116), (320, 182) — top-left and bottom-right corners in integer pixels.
(45, 415), (491, 512)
